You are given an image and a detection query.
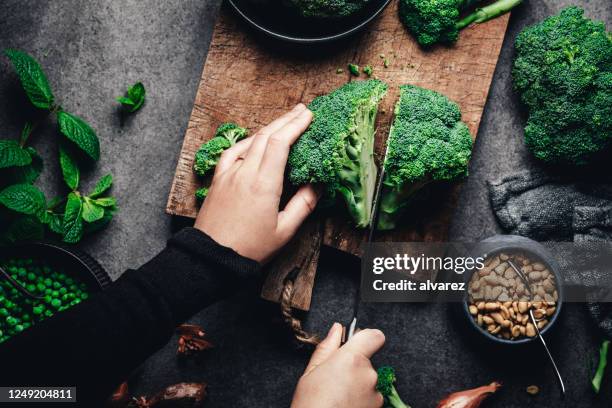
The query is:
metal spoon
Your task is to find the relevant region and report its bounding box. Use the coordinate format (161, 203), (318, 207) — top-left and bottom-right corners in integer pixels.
(0, 265), (45, 300)
(507, 259), (566, 396)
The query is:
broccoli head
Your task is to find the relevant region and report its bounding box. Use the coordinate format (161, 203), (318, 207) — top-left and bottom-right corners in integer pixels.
(195, 187), (209, 202)
(376, 366), (410, 408)
(288, 79), (388, 228)
(378, 85), (472, 230)
(400, 0), (522, 47)
(287, 0), (371, 19)
(193, 122), (248, 177)
(513, 6), (612, 165)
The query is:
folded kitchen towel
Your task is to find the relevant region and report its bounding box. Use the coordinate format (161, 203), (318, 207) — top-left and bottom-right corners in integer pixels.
(488, 171), (612, 339)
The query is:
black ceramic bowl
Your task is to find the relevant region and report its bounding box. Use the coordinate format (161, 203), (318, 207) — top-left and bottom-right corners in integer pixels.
(462, 235), (564, 345)
(0, 242), (111, 294)
(227, 0), (392, 43)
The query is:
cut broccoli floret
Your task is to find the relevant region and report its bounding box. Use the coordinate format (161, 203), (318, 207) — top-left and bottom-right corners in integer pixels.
(400, 0), (523, 47)
(288, 79), (388, 228)
(193, 123), (248, 177)
(513, 6), (612, 165)
(378, 85), (472, 230)
(377, 366), (410, 408)
(287, 0), (371, 19)
(195, 187), (209, 202)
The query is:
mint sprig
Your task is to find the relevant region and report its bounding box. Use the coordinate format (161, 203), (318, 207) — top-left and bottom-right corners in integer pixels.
(4, 49), (54, 110)
(58, 145), (80, 191)
(117, 82), (145, 113)
(57, 111), (100, 161)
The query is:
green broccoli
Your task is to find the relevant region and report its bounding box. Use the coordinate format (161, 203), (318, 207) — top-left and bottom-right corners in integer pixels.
(513, 6), (612, 165)
(363, 65), (374, 77)
(288, 79), (388, 228)
(287, 0), (371, 19)
(376, 366), (410, 408)
(348, 63), (360, 76)
(195, 187), (209, 202)
(378, 85), (472, 230)
(193, 123), (248, 177)
(400, 0), (523, 47)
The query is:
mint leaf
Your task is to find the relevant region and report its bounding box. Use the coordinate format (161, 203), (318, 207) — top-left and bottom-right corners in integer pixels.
(62, 192), (83, 243)
(82, 197), (105, 222)
(4, 49), (54, 109)
(20, 122), (33, 146)
(1, 216), (44, 243)
(0, 184), (46, 218)
(83, 206), (115, 235)
(5, 149), (42, 185)
(89, 174), (113, 198)
(117, 82), (145, 113)
(0, 140), (32, 168)
(59, 145), (80, 190)
(46, 212), (64, 235)
(93, 196), (116, 208)
(57, 111), (100, 161)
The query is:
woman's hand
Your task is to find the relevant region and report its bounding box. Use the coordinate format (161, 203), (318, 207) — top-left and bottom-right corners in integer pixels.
(194, 104), (319, 264)
(291, 324), (385, 408)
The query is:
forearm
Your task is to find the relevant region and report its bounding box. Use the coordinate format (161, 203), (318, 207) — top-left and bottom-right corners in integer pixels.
(0, 228), (259, 405)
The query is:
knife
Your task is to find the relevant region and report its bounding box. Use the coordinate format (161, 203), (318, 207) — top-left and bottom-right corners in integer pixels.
(342, 142), (391, 344)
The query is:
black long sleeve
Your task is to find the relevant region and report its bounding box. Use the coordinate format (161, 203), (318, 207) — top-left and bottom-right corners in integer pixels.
(0, 228), (260, 406)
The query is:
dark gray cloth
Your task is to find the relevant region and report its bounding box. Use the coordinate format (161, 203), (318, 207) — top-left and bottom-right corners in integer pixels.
(488, 170), (612, 339)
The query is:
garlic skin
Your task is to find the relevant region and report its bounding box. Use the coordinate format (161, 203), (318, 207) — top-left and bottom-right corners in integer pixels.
(436, 381), (501, 408)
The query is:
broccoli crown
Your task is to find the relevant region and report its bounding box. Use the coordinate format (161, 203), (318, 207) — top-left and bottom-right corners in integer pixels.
(376, 366), (410, 408)
(287, 0), (370, 18)
(195, 187), (209, 202)
(193, 122), (248, 177)
(513, 6), (612, 165)
(399, 0), (464, 46)
(378, 85), (472, 230)
(288, 79), (388, 227)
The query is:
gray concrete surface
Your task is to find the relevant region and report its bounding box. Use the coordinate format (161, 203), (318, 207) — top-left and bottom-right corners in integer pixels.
(1, 0), (611, 406)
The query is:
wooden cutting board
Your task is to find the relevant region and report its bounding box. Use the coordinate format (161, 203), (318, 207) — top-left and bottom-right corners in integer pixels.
(166, 0), (511, 310)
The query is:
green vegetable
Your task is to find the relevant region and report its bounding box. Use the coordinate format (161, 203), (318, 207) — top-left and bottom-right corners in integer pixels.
(400, 0), (522, 47)
(117, 82), (146, 113)
(0, 257), (89, 343)
(513, 6), (612, 165)
(287, 0), (371, 19)
(0, 184), (47, 220)
(377, 366), (410, 408)
(363, 65), (373, 77)
(58, 146), (80, 191)
(378, 85), (472, 230)
(193, 123), (248, 177)
(288, 79), (388, 227)
(348, 63), (360, 76)
(0, 140), (32, 169)
(57, 111), (100, 161)
(592, 340), (610, 394)
(4, 49), (54, 109)
(195, 187), (209, 202)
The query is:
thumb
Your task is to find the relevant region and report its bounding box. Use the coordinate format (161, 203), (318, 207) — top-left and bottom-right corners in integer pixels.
(304, 322), (342, 375)
(341, 328), (385, 359)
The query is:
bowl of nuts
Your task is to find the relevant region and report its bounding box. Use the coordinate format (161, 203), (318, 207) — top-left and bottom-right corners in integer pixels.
(463, 235), (563, 345)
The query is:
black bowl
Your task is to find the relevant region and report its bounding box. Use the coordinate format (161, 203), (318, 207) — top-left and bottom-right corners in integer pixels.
(0, 242), (111, 294)
(227, 0), (392, 43)
(462, 235), (564, 345)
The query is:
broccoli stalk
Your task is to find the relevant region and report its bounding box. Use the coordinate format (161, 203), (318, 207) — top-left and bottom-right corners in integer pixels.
(193, 123), (248, 177)
(288, 79), (387, 228)
(400, 0), (523, 46)
(592, 340), (610, 394)
(376, 366), (410, 408)
(377, 85), (473, 230)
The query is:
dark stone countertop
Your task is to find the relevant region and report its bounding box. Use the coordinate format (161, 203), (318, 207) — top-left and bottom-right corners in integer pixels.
(1, 0), (611, 406)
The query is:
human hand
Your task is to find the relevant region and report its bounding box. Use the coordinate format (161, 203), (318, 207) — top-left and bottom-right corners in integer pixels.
(291, 323), (385, 408)
(194, 104), (319, 264)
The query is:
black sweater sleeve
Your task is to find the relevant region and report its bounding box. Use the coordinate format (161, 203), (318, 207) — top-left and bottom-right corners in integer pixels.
(0, 228), (260, 406)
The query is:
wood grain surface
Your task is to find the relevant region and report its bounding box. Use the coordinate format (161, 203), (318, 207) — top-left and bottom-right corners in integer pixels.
(166, 0), (510, 310)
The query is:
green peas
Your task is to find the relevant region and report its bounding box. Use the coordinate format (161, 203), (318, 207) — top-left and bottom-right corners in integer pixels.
(51, 299), (61, 309)
(6, 316), (17, 326)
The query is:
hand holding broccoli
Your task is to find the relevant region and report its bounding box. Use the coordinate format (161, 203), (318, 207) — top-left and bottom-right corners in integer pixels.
(292, 323), (386, 408)
(194, 104), (319, 264)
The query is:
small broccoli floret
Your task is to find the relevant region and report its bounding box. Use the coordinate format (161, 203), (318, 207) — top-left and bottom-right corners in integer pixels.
(363, 65), (373, 77)
(195, 187), (209, 202)
(193, 122), (248, 177)
(348, 63), (360, 76)
(400, 0), (522, 47)
(288, 79), (388, 227)
(513, 6), (612, 165)
(378, 85), (472, 230)
(377, 366), (410, 408)
(287, 0), (371, 19)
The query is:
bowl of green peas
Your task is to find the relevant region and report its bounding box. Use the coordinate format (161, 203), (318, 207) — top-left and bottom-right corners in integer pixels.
(0, 242), (111, 343)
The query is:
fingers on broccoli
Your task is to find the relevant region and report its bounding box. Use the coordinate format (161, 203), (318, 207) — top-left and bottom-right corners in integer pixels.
(193, 123), (248, 177)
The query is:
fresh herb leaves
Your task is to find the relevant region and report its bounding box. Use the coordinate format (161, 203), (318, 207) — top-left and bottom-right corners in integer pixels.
(117, 82), (146, 113)
(4, 49), (54, 109)
(57, 111), (100, 161)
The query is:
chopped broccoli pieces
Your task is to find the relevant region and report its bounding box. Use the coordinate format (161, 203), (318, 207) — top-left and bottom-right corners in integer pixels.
(400, 0), (523, 47)
(363, 65), (373, 77)
(287, 0), (371, 19)
(193, 123), (248, 177)
(377, 366), (410, 408)
(348, 63), (360, 76)
(378, 85), (472, 230)
(288, 79), (388, 227)
(513, 6), (612, 165)
(195, 187), (209, 202)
